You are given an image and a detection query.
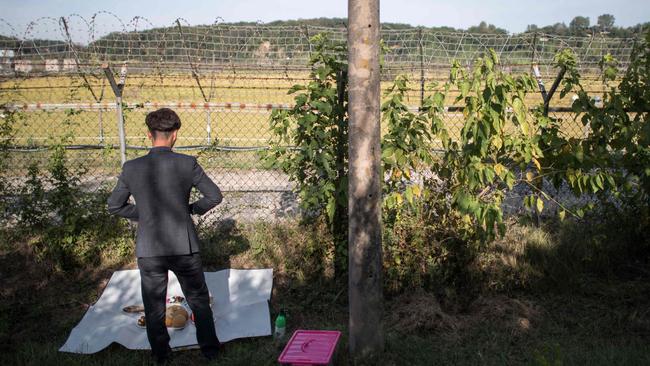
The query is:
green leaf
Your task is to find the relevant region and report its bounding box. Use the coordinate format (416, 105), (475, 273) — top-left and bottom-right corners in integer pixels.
(460, 81), (470, 97)
(456, 191), (479, 214)
(504, 172), (515, 189)
(594, 174), (604, 190)
(531, 157), (541, 171)
(395, 149), (407, 167)
(311, 100), (333, 115)
(326, 196), (336, 223)
(404, 186), (414, 205)
(492, 136), (503, 150)
(484, 167), (496, 183)
(384, 194), (395, 209)
(432, 92), (445, 107)
(523, 195), (533, 210)
(575, 145), (584, 163)
(536, 197), (544, 213)
(512, 98), (529, 135)
(526, 171), (534, 182)
(288, 84), (306, 94)
(382, 146), (395, 160)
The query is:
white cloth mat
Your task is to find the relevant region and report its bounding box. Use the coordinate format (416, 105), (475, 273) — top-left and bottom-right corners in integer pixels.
(59, 268), (273, 354)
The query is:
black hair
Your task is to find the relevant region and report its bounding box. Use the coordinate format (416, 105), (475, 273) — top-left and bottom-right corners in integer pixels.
(145, 108), (181, 139)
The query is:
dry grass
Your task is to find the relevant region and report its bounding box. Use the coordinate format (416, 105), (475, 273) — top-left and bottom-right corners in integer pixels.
(388, 291), (540, 338)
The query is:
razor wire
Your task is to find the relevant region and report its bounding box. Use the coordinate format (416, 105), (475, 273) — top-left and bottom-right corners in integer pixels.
(0, 13), (642, 220)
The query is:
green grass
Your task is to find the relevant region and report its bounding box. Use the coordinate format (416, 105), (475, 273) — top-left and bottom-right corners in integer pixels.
(1, 214), (649, 366)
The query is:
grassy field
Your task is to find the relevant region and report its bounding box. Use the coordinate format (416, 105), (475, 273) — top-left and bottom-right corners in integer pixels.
(1, 72), (602, 145)
(0, 71), (596, 176)
(1, 217), (648, 366)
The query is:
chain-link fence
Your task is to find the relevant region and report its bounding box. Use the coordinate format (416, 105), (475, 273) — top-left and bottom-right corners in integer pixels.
(0, 13), (640, 221)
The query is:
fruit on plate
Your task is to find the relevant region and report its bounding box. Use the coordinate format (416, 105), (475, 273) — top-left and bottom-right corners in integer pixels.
(165, 305), (189, 328)
(167, 295), (185, 304)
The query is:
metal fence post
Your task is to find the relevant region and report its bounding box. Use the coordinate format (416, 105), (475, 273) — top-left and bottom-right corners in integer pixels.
(102, 63), (128, 166)
(206, 109), (212, 145)
(418, 28), (425, 107)
(116, 95), (126, 165)
(302, 25), (313, 59)
(98, 108), (105, 144)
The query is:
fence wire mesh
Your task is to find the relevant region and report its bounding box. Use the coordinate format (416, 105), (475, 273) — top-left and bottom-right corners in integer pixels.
(0, 14), (640, 221)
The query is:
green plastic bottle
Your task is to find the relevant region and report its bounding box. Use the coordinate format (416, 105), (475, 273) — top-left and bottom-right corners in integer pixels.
(274, 310), (286, 339)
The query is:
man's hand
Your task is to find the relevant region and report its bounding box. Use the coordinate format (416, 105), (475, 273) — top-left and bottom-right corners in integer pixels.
(189, 158), (222, 215)
(107, 169), (138, 220)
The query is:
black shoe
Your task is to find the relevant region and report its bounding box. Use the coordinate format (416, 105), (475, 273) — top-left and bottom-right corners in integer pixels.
(153, 350), (173, 365)
(203, 348), (219, 361)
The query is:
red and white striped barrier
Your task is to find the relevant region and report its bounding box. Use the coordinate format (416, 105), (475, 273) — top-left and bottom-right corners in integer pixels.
(3, 102), (295, 112)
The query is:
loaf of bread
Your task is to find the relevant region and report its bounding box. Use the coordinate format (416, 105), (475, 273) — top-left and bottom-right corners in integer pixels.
(165, 305), (189, 328)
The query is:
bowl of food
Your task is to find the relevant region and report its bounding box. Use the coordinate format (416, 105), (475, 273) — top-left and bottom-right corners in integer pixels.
(135, 295), (192, 330)
(165, 304), (189, 329)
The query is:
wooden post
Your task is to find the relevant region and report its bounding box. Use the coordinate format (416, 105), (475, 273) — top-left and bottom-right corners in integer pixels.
(347, 0), (384, 360)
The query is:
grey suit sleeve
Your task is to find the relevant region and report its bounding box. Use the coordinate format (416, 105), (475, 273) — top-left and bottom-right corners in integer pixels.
(190, 158), (222, 215)
(107, 170), (138, 220)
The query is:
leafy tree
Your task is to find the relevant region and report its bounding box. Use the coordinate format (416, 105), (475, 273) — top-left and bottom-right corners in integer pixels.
(552, 22), (569, 35)
(569, 16), (590, 35)
(538, 22), (569, 36)
(262, 34), (349, 276)
(437, 50), (539, 239)
(526, 24), (539, 32)
(597, 14), (616, 31)
(381, 75), (438, 216)
(564, 31), (650, 205)
(527, 30), (650, 222)
(467, 21), (508, 35)
(0, 108), (16, 216)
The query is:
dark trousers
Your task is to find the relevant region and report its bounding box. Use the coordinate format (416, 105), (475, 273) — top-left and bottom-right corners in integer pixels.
(137, 253), (219, 359)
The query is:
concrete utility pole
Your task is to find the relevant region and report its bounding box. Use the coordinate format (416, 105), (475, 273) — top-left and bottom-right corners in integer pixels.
(347, 0), (384, 360)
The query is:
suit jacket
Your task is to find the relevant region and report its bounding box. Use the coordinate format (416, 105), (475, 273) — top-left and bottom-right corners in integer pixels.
(107, 146), (222, 257)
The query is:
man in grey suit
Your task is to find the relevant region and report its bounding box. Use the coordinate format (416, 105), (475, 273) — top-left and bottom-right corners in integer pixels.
(108, 108), (222, 363)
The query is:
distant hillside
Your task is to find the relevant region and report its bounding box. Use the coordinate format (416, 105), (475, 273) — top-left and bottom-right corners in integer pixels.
(217, 17), (501, 33)
(219, 16), (649, 37)
(0, 15), (645, 68)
